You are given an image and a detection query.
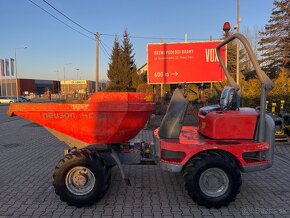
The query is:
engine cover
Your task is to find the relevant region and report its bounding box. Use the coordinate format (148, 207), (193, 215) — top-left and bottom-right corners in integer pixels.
(198, 107), (258, 139)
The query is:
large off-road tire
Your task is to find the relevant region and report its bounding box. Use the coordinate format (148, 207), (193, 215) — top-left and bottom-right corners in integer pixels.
(53, 149), (111, 207)
(183, 151), (242, 208)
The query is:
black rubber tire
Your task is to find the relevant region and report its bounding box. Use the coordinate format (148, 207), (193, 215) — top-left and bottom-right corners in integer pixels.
(183, 151), (242, 208)
(53, 149), (111, 207)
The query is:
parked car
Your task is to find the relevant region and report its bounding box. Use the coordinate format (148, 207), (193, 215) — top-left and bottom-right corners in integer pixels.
(18, 96), (31, 102)
(0, 96), (16, 104)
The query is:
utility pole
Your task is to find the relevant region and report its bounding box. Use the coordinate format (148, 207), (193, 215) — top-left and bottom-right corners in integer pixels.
(96, 32), (99, 92)
(236, 0), (240, 85)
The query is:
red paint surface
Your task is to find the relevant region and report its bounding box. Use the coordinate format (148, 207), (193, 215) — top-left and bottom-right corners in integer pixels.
(154, 126), (269, 167)
(198, 108), (258, 139)
(147, 41), (227, 84)
(8, 92), (155, 145)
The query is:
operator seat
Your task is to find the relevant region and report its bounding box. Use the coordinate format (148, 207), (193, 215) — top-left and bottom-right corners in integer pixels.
(199, 86), (239, 116)
(158, 87), (239, 139)
(158, 88), (189, 139)
(220, 86), (240, 110)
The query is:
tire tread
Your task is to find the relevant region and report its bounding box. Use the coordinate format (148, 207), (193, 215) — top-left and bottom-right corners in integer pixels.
(183, 151), (242, 208)
(53, 149), (111, 207)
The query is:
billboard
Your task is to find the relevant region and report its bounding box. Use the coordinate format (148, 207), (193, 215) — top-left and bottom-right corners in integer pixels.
(147, 41), (227, 84)
(60, 80), (87, 85)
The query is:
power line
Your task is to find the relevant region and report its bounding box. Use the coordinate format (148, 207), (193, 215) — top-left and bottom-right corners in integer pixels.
(28, 0), (266, 52)
(28, 0), (217, 42)
(99, 39), (110, 59)
(28, 1), (184, 43)
(100, 33), (185, 41)
(99, 39), (112, 53)
(27, 0), (95, 41)
(32, 0), (187, 41)
(42, 0), (96, 36)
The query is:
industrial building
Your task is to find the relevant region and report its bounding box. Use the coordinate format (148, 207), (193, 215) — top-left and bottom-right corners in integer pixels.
(0, 78), (59, 96)
(0, 79), (96, 97)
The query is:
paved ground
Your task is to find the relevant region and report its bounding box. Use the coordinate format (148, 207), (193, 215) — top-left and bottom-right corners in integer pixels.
(0, 105), (289, 217)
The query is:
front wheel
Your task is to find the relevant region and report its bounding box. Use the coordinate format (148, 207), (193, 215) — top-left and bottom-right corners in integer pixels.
(183, 151), (242, 208)
(53, 150), (111, 207)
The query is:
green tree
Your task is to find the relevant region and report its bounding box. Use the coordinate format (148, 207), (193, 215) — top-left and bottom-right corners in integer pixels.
(121, 28), (137, 88)
(269, 68), (290, 99)
(258, 0), (290, 77)
(106, 29), (137, 91)
(107, 36), (124, 90)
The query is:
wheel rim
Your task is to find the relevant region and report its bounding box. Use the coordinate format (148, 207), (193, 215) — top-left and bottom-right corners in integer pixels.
(199, 168), (229, 197)
(65, 166), (95, 196)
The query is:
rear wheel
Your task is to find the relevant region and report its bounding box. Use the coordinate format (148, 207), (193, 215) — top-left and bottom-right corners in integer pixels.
(183, 151), (242, 208)
(53, 149), (111, 207)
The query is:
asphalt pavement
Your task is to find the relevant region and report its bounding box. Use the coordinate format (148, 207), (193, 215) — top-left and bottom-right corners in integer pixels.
(0, 105), (289, 217)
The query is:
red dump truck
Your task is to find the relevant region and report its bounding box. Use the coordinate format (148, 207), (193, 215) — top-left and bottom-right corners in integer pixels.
(8, 33), (275, 208)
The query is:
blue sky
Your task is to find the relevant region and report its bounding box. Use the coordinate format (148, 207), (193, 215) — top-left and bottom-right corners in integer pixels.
(0, 0), (274, 82)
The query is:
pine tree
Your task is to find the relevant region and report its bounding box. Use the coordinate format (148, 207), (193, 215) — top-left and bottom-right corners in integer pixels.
(258, 0), (290, 77)
(107, 36), (124, 90)
(121, 28), (136, 88)
(106, 29), (137, 91)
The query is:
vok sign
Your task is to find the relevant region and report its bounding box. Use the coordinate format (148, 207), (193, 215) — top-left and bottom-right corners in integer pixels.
(147, 41), (227, 84)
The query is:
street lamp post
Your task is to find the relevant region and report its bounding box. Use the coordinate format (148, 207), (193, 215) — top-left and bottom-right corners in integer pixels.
(76, 68), (80, 80)
(14, 46), (27, 102)
(63, 63), (71, 99)
(76, 68), (80, 93)
(80, 72), (85, 94)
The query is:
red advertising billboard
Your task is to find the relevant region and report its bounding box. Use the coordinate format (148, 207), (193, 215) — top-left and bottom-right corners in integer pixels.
(147, 41), (227, 84)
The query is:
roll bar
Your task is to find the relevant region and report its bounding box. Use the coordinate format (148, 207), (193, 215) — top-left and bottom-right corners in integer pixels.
(216, 33), (274, 91)
(216, 33), (274, 142)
